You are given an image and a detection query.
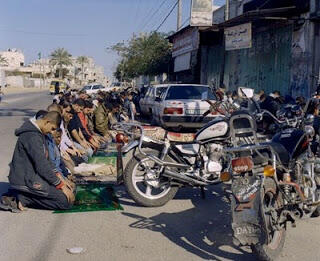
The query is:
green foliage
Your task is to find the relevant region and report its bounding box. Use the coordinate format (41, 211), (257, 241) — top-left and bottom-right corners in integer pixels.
(76, 56), (89, 84)
(49, 48), (72, 79)
(76, 56), (89, 67)
(110, 32), (172, 81)
(0, 55), (8, 66)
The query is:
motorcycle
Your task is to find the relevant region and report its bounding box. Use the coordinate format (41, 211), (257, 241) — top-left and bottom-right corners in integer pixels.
(224, 109), (320, 260)
(114, 88), (261, 207)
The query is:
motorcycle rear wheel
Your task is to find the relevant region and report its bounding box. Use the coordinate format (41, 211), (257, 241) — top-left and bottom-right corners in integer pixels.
(124, 151), (179, 207)
(251, 178), (286, 261)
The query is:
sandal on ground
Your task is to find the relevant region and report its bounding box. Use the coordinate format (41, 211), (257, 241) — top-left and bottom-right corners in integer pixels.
(0, 196), (22, 213)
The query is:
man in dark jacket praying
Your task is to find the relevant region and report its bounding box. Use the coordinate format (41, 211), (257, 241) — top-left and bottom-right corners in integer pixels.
(0, 111), (75, 212)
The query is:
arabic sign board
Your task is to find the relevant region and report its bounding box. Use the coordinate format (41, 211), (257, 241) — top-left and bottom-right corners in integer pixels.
(225, 23), (252, 51)
(190, 0), (213, 27)
(172, 28), (199, 58)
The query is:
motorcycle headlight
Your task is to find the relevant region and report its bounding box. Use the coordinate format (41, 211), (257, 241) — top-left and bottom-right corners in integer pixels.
(304, 125), (315, 137)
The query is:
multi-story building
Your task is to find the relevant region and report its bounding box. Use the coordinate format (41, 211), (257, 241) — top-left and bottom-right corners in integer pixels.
(169, 0), (320, 97)
(0, 48), (25, 67)
(0, 50), (110, 88)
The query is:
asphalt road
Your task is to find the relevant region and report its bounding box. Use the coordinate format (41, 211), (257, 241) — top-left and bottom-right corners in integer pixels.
(0, 91), (319, 261)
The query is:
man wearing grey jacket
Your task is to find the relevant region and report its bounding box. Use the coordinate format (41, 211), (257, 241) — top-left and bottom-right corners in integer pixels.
(0, 111), (75, 212)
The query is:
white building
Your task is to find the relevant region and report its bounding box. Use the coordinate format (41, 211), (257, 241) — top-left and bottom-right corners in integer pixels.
(0, 49), (110, 88)
(0, 48), (25, 67)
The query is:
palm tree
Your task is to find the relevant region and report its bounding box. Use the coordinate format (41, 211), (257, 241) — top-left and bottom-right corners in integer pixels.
(49, 48), (72, 79)
(76, 56), (89, 85)
(0, 55), (8, 66)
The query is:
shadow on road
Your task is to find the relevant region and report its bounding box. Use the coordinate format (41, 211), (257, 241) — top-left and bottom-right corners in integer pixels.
(121, 186), (256, 260)
(116, 185), (208, 208)
(0, 108), (37, 117)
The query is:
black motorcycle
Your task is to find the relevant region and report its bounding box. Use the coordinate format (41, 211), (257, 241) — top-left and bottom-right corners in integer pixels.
(224, 110), (320, 260)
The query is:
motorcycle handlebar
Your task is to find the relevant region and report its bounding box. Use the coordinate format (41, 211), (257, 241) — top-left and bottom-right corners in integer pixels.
(256, 110), (286, 124)
(256, 110), (303, 129)
(112, 122), (164, 157)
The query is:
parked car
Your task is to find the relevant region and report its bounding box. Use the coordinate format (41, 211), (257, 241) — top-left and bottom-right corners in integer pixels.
(49, 80), (68, 95)
(155, 84), (219, 130)
(139, 85), (168, 116)
(81, 84), (109, 95)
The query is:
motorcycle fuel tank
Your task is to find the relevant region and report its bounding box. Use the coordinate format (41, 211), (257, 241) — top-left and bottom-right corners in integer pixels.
(195, 117), (229, 142)
(272, 128), (308, 159)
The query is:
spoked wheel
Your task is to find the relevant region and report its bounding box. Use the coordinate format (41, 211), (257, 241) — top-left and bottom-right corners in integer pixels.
(251, 178), (286, 261)
(124, 151), (179, 207)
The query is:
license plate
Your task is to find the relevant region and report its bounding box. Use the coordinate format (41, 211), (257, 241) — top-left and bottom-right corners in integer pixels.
(186, 109), (201, 115)
(232, 157), (254, 173)
(233, 177), (261, 203)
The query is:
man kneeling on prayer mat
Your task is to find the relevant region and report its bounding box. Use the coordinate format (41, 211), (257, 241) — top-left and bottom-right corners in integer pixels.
(0, 111), (75, 213)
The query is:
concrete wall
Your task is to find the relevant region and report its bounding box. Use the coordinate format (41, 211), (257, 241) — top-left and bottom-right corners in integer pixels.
(290, 17), (313, 97)
(212, 6), (225, 24)
(6, 76), (48, 88)
(311, 0), (320, 93)
(290, 0), (320, 97)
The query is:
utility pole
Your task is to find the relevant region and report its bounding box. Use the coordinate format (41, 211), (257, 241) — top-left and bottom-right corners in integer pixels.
(38, 52), (42, 89)
(225, 0), (230, 21)
(177, 0), (182, 31)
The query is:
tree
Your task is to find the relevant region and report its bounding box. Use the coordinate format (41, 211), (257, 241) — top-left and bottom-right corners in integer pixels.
(76, 56), (89, 85)
(109, 32), (172, 81)
(0, 55), (8, 66)
(49, 48), (72, 79)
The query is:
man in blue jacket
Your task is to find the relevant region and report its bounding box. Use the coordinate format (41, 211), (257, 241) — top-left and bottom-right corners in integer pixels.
(0, 111), (75, 212)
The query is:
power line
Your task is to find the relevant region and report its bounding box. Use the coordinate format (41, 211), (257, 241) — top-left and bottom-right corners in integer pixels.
(137, 0), (160, 31)
(140, 0), (170, 31)
(146, 0), (174, 32)
(155, 0), (178, 32)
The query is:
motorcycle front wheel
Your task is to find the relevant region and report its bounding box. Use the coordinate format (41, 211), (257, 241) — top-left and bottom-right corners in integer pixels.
(251, 178), (286, 261)
(124, 151), (179, 207)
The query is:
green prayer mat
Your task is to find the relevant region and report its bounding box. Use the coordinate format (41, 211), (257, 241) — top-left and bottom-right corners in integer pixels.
(53, 184), (123, 214)
(88, 152), (118, 165)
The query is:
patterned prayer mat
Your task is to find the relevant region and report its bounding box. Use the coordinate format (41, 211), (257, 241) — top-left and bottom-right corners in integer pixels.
(53, 184), (123, 213)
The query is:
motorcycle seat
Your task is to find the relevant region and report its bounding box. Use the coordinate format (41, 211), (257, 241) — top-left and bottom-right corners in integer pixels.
(142, 126), (166, 140)
(167, 132), (196, 143)
(142, 126), (196, 143)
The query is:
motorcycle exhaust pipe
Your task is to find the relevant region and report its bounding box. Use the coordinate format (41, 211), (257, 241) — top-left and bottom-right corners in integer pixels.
(163, 169), (207, 186)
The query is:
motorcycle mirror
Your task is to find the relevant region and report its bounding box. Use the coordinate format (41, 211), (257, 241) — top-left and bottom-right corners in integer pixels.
(305, 114), (315, 125)
(238, 87), (254, 99)
(233, 102), (241, 110)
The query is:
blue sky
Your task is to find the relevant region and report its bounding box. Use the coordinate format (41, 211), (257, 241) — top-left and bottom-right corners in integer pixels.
(0, 0), (225, 78)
